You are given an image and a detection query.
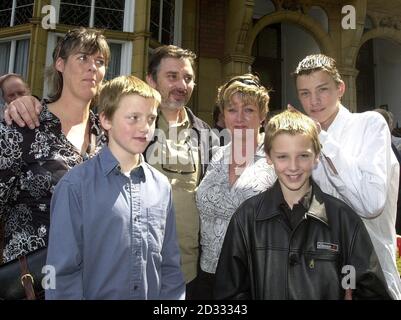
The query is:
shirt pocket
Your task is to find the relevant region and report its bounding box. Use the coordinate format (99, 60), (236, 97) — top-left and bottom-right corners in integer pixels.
(305, 252), (339, 267)
(304, 251), (341, 281)
(147, 207), (167, 253)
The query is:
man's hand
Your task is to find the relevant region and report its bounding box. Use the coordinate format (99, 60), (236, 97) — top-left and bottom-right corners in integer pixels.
(344, 288), (352, 300)
(4, 95), (42, 129)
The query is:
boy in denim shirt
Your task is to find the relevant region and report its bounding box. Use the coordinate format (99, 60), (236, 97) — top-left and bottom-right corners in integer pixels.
(46, 76), (185, 299)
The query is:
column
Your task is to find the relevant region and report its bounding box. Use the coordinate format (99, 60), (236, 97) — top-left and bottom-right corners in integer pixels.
(338, 66), (359, 112)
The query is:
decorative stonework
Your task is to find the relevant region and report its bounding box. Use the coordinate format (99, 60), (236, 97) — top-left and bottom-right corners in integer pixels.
(379, 16), (401, 30)
(234, 1), (254, 53)
(275, 0), (310, 14)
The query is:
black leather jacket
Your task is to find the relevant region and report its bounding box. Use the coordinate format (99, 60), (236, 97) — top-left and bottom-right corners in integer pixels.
(214, 180), (392, 300)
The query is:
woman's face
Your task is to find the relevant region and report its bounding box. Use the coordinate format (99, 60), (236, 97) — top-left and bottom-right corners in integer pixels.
(223, 92), (263, 141)
(56, 50), (106, 102)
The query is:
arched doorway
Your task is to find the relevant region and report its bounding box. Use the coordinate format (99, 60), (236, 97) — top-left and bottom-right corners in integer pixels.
(356, 39), (375, 113)
(356, 38), (401, 126)
(251, 22), (321, 112)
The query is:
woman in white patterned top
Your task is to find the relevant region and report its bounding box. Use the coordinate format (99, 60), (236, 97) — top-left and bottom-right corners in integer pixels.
(195, 74), (277, 299)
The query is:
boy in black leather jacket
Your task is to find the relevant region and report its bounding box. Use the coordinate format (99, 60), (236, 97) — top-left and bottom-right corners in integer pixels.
(214, 109), (391, 300)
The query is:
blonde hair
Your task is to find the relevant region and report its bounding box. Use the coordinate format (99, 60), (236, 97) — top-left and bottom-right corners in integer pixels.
(217, 73), (270, 116)
(264, 109), (321, 156)
(98, 75), (161, 120)
(293, 54), (342, 86)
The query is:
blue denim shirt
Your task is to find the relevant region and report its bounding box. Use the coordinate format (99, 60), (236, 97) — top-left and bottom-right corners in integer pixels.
(45, 146), (185, 300)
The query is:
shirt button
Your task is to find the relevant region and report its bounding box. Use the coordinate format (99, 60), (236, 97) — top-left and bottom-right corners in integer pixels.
(134, 285), (138, 290)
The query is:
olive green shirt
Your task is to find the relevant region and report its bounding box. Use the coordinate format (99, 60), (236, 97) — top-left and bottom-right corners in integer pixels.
(147, 108), (201, 283)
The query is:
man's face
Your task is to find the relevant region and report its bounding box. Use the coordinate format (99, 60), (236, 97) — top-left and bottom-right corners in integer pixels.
(147, 57), (195, 111)
(267, 133), (318, 198)
(2, 76), (30, 104)
(296, 70), (344, 130)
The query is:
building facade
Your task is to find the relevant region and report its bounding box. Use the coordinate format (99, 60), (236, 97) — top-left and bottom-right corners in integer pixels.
(1, 0), (401, 125)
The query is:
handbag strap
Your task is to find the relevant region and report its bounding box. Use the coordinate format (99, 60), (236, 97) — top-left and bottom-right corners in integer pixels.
(19, 255), (36, 300)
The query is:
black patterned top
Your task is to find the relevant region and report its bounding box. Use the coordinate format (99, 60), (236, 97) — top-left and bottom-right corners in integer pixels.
(0, 102), (105, 263)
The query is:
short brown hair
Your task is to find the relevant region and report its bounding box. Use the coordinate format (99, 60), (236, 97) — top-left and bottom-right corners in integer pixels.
(46, 27), (110, 102)
(293, 54), (342, 85)
(217, 73), (270, 116)
(98, 75), (161, 121)
(147, 45), (196, 81)
(264, 109), (321, 156)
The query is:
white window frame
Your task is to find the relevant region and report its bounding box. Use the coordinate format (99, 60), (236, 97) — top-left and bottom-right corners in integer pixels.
(153, 0), (183, 46)
(6, 0), (34, 27)
(107, 39), (133, 77)
(52, 0), (134, 31)
(0, 34), (30, 75)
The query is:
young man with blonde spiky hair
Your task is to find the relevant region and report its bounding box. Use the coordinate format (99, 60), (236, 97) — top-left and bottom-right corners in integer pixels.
(294, 54), (401, 299)
(214, 109), (390, 300)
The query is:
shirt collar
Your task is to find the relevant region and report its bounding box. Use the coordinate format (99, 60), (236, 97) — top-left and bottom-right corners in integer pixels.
(256, 180), (328, 225)
(99, 145), (145, 178)
(158, 108), (190, 131)
(277, 183), (312, 211)
(326, 104), (350, 135)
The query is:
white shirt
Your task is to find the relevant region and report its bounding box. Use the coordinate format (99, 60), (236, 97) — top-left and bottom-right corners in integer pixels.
(196, 139), (276, 274)
(313, 105), (401, 299)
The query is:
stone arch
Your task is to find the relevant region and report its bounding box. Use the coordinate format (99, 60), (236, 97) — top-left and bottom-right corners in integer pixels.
(245, 10), (334, 57)
(353, 27), (401, 67)
(308, 5), (329, 32)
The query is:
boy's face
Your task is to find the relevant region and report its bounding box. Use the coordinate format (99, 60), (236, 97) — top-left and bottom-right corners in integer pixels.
(100, 94), (158, 159)
(267, 133), (318, 197)
(296, 70), (344, 130)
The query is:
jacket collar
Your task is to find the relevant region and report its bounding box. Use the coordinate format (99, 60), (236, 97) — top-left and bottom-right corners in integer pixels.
(256, 180), (329, 226)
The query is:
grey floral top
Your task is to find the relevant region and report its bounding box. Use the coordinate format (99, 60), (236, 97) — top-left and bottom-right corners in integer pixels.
(0, 102), (105, 263)
(195, 137), (277, 274)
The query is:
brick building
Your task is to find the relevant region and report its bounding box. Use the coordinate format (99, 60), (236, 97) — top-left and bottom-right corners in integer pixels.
(1, 0), (401, 124)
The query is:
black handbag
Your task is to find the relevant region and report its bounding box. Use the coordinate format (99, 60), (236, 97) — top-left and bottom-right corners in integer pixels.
(0, 247), (47, 300)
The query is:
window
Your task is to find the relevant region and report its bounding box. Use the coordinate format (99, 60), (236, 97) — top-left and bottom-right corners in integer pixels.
(59, 0), (125, 31)
(150, 0), (182, 45)
(0, 0), (34, 28)
(47, 0), (134, 88)
(106, 42), (122, 80)
(0, 37), (30, 78)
